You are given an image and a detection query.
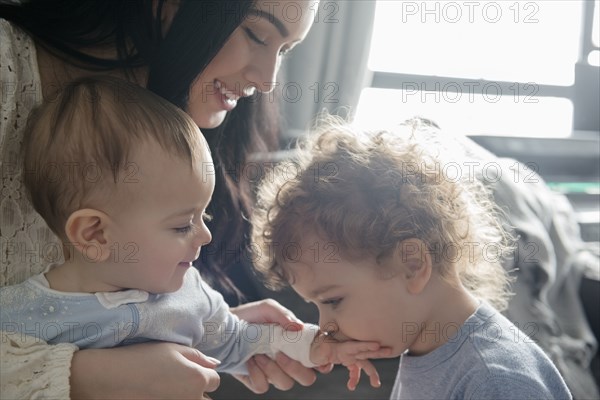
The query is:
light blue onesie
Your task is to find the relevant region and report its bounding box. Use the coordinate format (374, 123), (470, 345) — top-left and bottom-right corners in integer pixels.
(391, 301), (572, 399)
(0, 267), (317, 375)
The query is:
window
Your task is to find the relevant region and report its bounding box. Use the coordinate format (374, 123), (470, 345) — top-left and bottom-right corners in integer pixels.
(355, 0), (600, 138)
(590, 0), (600, 65)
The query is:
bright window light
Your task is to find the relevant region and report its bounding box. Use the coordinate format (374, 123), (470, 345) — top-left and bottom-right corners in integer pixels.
(593, 0), (599, 47)
(369, 1), (583, 86)
(354, 87), (573, 138)
(361, 0), (586, 137)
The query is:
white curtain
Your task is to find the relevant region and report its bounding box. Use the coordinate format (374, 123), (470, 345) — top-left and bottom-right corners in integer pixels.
(281, 0), (377, 139)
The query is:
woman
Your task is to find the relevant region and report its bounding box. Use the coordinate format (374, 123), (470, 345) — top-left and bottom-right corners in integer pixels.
(0, 0), (323, 398)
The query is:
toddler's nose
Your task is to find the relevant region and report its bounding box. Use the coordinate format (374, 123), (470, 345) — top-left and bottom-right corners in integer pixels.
(318, 318), (340, 338)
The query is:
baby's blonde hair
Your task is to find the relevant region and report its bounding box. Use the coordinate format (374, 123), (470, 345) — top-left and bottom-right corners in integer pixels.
(252, 115), (513, 310)
(22, 76), (206, 242)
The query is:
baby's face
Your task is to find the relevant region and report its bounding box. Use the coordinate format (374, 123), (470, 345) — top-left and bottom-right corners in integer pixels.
(103, 139), (215, 293)
(288, 235), (426, 357)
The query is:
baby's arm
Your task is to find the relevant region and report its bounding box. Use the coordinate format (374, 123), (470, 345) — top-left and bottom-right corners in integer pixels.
(309, 332), (392, 391)
(192, 271), (389, 387)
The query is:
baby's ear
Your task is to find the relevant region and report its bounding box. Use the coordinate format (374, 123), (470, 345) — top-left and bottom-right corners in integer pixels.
(394, 238), (432, 295)
(64, 209), (112, 262)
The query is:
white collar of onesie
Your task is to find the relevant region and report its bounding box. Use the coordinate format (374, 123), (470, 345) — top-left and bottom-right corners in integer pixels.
(33, 264), (150, 309)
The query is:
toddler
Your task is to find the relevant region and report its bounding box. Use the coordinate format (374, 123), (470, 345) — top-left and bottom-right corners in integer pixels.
(0, 78), (389, 389)
(251, 117), (573, 399)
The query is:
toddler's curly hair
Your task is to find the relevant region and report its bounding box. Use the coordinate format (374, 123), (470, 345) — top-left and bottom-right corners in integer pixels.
(251, 116), (513, 310)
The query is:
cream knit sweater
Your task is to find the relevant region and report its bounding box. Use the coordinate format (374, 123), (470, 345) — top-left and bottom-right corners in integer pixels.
(1, 19), (76, 399)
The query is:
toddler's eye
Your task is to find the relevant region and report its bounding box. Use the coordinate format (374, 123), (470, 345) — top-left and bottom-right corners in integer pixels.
(321, 297), (343, 309)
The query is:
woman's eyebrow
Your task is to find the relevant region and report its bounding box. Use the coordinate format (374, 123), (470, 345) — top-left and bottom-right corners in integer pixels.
(247, 8), (289, 38)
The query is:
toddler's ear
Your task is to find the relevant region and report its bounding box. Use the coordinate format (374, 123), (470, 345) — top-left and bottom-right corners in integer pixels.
(64, 209), (112, 262)
(395, 238), (432, 295)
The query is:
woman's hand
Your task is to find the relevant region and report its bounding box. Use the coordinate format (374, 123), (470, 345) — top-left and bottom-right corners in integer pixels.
(230, 299), (332, 393)
(70, 342), (220, 399)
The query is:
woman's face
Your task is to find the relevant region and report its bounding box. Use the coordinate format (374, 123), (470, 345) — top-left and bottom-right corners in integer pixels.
(186, 0), (318, 128)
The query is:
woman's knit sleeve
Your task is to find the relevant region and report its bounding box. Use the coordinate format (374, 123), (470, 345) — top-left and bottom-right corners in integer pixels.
(1, 331), (78, 399)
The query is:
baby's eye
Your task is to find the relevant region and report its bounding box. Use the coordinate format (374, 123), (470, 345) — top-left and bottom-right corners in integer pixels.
(174, 225), (193, 234)
(202, 213), (213, 222)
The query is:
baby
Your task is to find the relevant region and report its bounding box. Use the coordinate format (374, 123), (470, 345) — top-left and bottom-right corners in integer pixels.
(0, 77), (389, 389)
(251, 117), (573, 399)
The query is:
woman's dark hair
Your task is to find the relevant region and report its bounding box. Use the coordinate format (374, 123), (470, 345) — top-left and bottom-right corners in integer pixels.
(1, 0), (279, 301)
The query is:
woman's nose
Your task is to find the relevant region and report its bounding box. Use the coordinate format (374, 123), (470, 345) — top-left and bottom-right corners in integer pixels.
(245, 52), (280, 93)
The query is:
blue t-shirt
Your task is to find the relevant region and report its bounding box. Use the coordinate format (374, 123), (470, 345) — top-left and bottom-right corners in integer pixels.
(391, 302), (572, 399)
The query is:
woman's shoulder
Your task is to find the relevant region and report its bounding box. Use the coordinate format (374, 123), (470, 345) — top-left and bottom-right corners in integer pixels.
(1, 18), (33, 54)
(1, 18), (56, 286)
(1, 18), (41, 90)
(1, 18), (33, 42)
(1, 17), (42, 136)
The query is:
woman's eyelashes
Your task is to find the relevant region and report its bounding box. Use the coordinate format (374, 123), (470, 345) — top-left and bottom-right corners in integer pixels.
(243, 27), (293, 56)
(244, 27), (267, 46)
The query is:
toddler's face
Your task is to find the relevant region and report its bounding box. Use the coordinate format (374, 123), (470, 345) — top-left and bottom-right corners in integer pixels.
(288, 236), (426, 358)
(103, 140), (215, 293)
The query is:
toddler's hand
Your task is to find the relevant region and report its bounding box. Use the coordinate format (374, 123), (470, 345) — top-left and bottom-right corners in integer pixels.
(309, 332), (392, 390)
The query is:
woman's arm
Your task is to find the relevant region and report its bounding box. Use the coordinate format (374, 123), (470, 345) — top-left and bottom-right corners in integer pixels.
(1, 332), (221, 399)
(70, 342), (220, 399)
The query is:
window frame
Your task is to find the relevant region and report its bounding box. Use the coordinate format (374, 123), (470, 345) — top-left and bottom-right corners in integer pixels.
(365, 0), (599, 138)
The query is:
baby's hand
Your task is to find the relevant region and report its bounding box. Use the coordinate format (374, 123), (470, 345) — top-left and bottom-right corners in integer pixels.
(309, 332), (392, 390)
